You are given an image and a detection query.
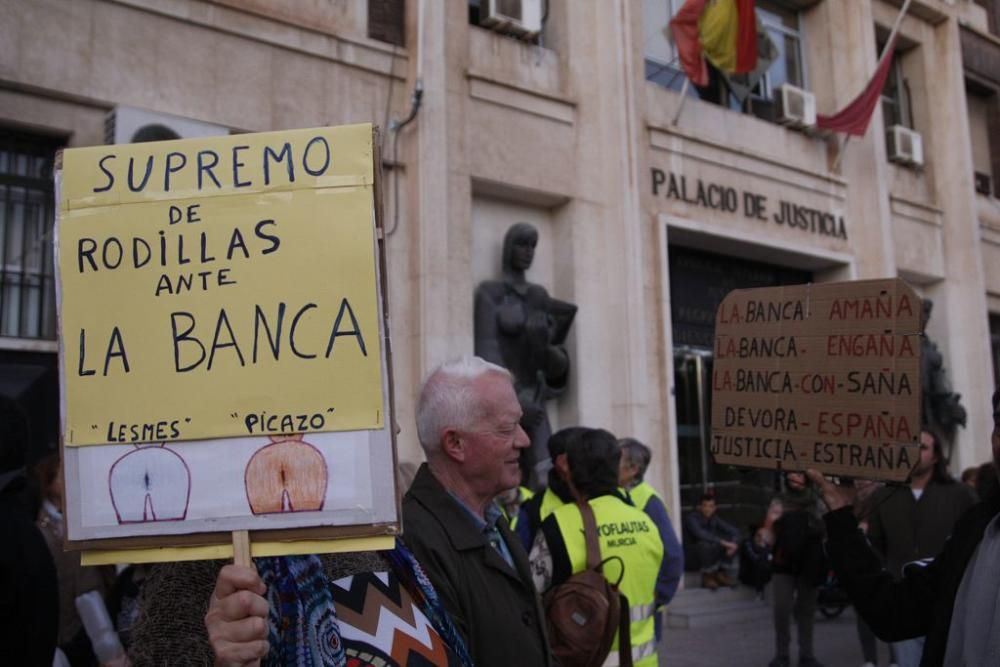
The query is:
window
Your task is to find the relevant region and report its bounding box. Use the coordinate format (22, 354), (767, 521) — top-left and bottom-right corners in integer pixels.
(967, 84), (997, 197)
(643, 1), (807, 118)
(468, 0), (545, 45)
(0, 130), (62, 340)
(742, 1), (806, 121)
(368, 0), (405, 47)
(880, 52), (913, 130)
(973, 0), (999, 37)
(755, 1), (805, 96)
(643, 0), (689, 91)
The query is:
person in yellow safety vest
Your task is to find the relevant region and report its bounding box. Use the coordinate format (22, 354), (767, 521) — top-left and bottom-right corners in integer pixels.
(497, 483), (534, 530)
(514, 426), (590, 549)
(529, 428), (664, 667)
(619, 437), (685, 643)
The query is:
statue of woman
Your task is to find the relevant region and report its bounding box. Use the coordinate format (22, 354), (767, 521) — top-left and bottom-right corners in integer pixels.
(920, 299), (967, 446)
(474, 223), (577, 489)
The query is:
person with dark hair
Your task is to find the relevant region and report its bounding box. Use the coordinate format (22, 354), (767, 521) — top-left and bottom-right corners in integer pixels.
(960, 465), (978, 491)
(0, 397), (59, 667)
(768, 472), (826, 667)
(34, 452), (113, 666)
(808, 399), (1000, 667)
(739, 527), (774, 596)
(863, 428), (975, 666)
(618, 437), (684, 639)
(975, 460), (999, 502)
(529, 429), (664, 667)
(683, 492), (740, 589)
(514, 426), (589, 549)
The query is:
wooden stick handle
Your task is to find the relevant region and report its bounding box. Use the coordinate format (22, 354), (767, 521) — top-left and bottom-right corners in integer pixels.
(232, 530), (252, 568)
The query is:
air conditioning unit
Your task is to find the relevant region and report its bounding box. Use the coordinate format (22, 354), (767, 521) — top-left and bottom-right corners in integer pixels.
(104, 106), (229, 145)
(974, 171), (993, 197)
(775, 84), (817, 130)
(886, 125), (924, 167)
(480, 0), (543, 38)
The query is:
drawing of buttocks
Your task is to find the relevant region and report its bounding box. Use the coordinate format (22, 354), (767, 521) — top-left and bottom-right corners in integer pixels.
(109, 444), (191, 524)
(245, 434), (328, 514)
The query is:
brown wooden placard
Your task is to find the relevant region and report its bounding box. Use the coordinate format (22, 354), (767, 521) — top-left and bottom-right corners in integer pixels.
(710, 278), (922, 481)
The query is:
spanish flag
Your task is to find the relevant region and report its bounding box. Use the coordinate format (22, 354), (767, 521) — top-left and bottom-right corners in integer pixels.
(670, 0), (758, 88)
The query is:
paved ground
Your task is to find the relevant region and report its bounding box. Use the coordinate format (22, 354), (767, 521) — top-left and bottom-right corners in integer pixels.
(659, 607), (895, 667)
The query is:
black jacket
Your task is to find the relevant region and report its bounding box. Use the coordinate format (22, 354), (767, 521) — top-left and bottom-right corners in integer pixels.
(866, 481), (975, 578)
(402, 464), (552, 667)
(824, 496), (1000, 667)
(0, 476), (59, 667)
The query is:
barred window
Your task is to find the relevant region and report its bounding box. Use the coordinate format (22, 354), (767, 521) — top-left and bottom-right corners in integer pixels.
(0, 130), (63, 340)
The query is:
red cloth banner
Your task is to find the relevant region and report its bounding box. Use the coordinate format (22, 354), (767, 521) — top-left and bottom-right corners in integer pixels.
(670, 0), (710, 87)
(735, 0), (758, 73)
(816, 37), (898, 136)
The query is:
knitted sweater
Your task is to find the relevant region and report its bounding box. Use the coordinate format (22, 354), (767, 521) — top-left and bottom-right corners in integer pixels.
(127, 551), (384, 666)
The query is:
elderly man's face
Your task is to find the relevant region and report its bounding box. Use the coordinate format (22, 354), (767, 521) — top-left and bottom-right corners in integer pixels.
(460, 373), (530, 497)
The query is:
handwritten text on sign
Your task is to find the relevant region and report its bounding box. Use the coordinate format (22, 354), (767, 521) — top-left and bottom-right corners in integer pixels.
(58, 125), (384, 446)
(710, 279), (922, 481)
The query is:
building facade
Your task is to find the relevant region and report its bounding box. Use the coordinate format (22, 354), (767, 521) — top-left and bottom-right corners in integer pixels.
(2, 0), (999, 523)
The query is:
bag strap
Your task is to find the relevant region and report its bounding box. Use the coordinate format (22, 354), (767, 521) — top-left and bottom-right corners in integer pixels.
(580, 500), (633, 667)
(618, 592), (633, 667)
(577, 501), (602, 571)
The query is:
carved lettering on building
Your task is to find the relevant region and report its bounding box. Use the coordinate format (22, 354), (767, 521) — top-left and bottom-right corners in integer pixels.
(651, 168), (847, 241)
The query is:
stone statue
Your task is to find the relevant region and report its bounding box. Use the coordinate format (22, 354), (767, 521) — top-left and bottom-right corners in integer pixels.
(920, 299), (967, 449)
(474, 223), (577, 490)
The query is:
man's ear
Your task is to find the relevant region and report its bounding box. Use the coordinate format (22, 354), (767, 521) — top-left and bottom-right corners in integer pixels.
(440, 428), (465, 463)
(554, 452), (569, 480)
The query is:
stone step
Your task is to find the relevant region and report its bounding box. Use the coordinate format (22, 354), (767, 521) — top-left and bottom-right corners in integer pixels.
(673, 583), (756, 606)
(676, 572), (756, 604)
(667, 575), (769, 630)
(666, 597), (770, 630)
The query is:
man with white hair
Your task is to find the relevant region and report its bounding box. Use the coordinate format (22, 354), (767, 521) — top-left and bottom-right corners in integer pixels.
(182, 356), (548, 666)
(402, 355), (553, 667)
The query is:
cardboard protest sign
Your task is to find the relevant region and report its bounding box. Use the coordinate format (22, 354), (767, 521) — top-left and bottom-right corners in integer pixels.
(58, 125), (382, 445)
(56, 125), (399, 552)
(710, 278), (922, 481)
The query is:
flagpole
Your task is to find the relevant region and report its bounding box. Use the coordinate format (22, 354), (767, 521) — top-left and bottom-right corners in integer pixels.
(831, 0), (912, 168)
(881, 0), (914, 62)
(833, 135), (850, 172)
(672, 79), (691, 126)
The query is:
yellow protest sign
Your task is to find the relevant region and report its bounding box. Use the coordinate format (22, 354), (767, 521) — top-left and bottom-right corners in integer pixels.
(58, 125), (384, 446)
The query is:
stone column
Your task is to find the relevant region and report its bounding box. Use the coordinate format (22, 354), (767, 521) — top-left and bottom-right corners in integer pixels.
(919, 18), (994, 467)
(411, 0), (473, 374)
(579, 0), (653, 442)
(804, 0), (897, 278)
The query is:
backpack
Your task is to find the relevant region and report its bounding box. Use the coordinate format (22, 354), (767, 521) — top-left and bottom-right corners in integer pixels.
(543, 501), (633, 667)
(773, 510), (826, 583)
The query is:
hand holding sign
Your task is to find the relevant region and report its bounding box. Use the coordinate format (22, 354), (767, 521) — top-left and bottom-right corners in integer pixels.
(205, 564), (269, 667)
(805, 469), (884, 517)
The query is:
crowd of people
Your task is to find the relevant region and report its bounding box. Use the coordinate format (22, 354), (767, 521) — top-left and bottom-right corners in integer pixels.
(3, 357), (999, 667)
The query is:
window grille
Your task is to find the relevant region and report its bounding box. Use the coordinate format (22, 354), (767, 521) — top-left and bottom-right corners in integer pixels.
(0, 130), (63, 340)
